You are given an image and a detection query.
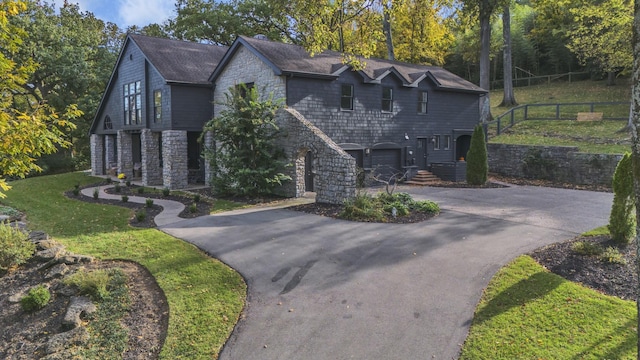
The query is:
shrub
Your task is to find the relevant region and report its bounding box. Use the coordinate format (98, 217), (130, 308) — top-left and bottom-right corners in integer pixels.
(0, 205), (22, 219)
(93, 188), (99, 199)
(72, 187), (80, 196)
(572, 241), (602, 256)
(74, 184), (80, 190)
(383, 201), (410, 217)
(125, 180), (131, 187)
(145, 198), (154, 208)
(608, 152), (635, 244)
(137, 186), (144, 194)
(189, 203), (198, 213)
(466, 124), (488, 185)
(340, 192), (386, 222)
(162, 187), (170, 197)
(21, 285), (50, 312)
(0, 223), (35, 270)
(64, 269), (111, 301)
(114, 183), (121, 193)
(193, 194), (201, 203)
(412, 200), (440, 214)
(105, 177), (112, 184)
(121, 195), (128, 203)
(136, 210), (146, 222)
(600, 246), (626, 265)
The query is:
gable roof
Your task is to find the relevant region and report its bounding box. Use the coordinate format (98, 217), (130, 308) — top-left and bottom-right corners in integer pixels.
(90, 34), (227, 134)
(211, 36), (486, 94)
(129, 34), (228, 85)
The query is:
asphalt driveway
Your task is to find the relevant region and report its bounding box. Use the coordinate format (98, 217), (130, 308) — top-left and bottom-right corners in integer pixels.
(161, 184), (612, 359)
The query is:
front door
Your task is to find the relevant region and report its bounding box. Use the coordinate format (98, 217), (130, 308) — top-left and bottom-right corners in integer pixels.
(416, 138), (428, 169)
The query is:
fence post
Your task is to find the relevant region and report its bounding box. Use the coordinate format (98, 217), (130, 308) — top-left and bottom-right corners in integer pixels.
(482, 123), (488, 142)
(556, 104), (560, 119)
(590, 103), (594, 112)
(511, 109), (515, 126)
(524, 105), (528, 120)
(497, 118), (501, 135)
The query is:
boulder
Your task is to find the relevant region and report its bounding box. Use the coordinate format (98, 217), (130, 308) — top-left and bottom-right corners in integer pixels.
(62, 296), (97, 330)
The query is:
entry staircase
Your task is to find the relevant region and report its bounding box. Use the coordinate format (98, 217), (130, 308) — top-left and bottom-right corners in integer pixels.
(405, 170), (440, 186)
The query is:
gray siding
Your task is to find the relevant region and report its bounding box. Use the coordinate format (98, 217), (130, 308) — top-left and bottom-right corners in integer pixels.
(170, 85), (213, 130)
(286, 71), (481, 169)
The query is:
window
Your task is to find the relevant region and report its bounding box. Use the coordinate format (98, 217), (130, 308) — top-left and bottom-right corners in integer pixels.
(124, 81), (142, 125)
(434, 135), (441, 150)
(154, 90), (162, 123)
(382, 87), (393, 112)
(341, 84), (354, 110)
(103, 115), (112, 130)
(237, 82), (254, 99)
(418, 91), (428, 114)
(444, 135), (451, 150)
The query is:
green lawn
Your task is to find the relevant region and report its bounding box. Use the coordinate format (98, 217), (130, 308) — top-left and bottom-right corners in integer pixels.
(2, 172), (246, 359)
(460, 255), (637, 359)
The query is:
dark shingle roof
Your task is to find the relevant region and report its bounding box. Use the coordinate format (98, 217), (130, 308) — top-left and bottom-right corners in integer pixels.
(237, 36), (486, 93)
(130, 34), (228, 84)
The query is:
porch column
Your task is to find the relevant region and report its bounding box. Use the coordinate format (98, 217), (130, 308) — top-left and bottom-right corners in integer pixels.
(117, 130), (134, 179)
(104, 135), (116, 176)
(141, 129), (162, 186)
(90, 134), (104, 176)
(162, 130), (188, 189)
(203, 131), (214, 186)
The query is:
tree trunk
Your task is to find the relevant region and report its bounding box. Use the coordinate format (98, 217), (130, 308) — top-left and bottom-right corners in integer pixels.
(479, 0), (492, 122)
(499, 4), (517, 107)
(382, 3), (394, 61)
(607, 71), (617, 86)
(631, 0), (640, 357)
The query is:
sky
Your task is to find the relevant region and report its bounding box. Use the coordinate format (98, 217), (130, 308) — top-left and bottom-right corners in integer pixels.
(50, 0), (176, 29)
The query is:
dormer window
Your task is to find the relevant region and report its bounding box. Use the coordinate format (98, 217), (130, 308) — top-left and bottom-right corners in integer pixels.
(418, 91), (428, 114)
(382, 87), (393, 112)
(341, 84), (354, 110)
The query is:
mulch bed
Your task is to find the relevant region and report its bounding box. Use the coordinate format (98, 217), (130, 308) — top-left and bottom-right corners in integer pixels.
(290, 202), (438, 224)
(529, 235), (637, 301)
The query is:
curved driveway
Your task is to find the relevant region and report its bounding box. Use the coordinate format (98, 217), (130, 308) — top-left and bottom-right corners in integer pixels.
(161, 184), (612, 360)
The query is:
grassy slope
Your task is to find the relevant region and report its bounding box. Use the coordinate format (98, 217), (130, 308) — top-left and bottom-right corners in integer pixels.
(2, 172), (246, 359)
(488, 79), (632, 154)
(460, 256), (637, 359)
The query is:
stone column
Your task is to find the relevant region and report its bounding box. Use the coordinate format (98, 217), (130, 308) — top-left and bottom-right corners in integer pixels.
(203, 131), (214, 186)
(90, 134), (104, 176)
(104, 135), (116, 176)
(117, 130), (134, 179)
(141, 129), (162, 186)
(162, 130), (188, 189)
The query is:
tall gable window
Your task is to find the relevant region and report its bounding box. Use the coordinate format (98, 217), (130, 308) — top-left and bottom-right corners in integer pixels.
(418, 91), (428, 114)
(341, 84), (354, 110)
(154, 90), (162, 123)
(124, 81), (142, 125)
(237, 82), (255, 99)
(382, 87), (393, 112)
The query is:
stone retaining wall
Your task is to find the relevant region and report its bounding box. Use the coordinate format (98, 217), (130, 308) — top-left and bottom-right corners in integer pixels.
(488, 143), (622, 186)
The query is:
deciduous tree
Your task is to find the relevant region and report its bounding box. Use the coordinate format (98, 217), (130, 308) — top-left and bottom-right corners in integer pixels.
(0, 0), (80, 197)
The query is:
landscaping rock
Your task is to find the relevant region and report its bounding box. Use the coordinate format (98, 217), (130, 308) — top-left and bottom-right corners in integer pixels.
(62, 296), (96, 330)
(45, 263), (70, 280)
(45, 327), (89, 355)
(35, 247), (67, 262)
(59, 254), (94, 265)
(0, 215), (10, 222)
(29, 231), (50, 242)
(34, 239), (61, 251)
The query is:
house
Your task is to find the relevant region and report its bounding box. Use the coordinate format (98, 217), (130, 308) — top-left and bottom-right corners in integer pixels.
(89, 34), (228, 189)
(90, 34), (487, 203)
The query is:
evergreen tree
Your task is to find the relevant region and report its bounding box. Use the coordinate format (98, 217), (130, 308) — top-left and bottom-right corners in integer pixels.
(608, 152), (635, 243)
(466, 124), (488, 185)
(202, 85), (290, 197)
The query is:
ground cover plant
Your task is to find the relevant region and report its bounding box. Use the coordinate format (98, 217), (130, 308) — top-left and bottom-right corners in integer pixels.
(1, 172), (246, 359)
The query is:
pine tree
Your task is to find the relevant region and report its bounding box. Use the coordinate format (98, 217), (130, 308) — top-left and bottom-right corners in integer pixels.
(466, 124), (488, 185)
(608, 152), (636, 243)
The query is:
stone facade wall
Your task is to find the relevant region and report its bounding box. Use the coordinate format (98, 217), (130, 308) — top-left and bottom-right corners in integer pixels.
(90, 134), (104, 176)
(203, 132), (214, 185)
(141, 129), (162, 186)
(488, 143), (622, 186)
(276, 108), (356, 204)
(117, 130), (133, 179)
(213, 46), (286, 118)
(162, 130), (188, 189)
(104, 135), (116, 175)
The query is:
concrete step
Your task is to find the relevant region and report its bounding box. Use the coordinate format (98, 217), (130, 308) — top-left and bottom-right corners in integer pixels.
(405, 171), (441, 186)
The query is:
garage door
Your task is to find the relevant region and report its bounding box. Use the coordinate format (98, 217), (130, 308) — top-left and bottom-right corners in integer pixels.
(371, 149), (402, 181)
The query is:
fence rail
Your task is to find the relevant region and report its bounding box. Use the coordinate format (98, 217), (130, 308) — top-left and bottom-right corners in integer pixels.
(484, 101), (630, 139)
(490, 71), (590, 90)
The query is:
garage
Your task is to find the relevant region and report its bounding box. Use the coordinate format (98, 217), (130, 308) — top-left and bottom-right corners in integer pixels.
(371, 148), (402, 181)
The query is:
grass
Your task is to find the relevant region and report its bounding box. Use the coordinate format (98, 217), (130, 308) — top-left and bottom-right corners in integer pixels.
(487, 79), (633, 154)
(460, 255), (637, 359)
(2, 172), (246, 359)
